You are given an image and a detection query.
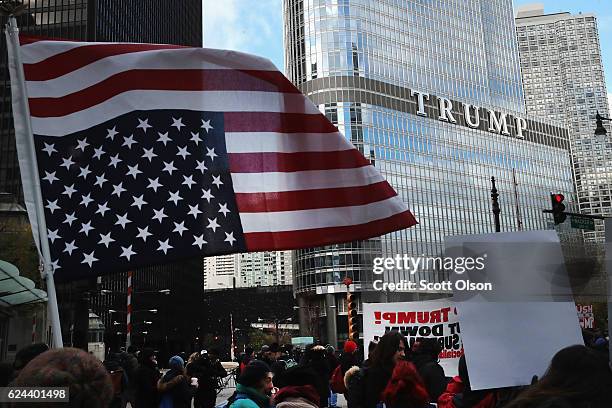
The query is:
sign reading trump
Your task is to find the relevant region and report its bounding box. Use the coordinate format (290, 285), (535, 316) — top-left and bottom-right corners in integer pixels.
(363, 299), (462, 376)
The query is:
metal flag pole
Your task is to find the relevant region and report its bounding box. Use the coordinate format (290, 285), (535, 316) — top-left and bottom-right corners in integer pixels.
(4, 13), (63, 348)
(230, 313), (235, 361)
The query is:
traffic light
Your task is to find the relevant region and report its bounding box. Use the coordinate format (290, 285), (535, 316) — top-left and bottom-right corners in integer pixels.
(551, 193), (566, 225)
(347, 293), (358, 340)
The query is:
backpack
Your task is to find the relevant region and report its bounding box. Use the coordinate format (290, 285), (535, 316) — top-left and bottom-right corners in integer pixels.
(330, 365), (347, 394)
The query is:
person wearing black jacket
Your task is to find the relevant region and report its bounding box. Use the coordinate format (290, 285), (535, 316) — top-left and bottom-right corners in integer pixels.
(187, 349), (228, 408)
(298, 345), (331, 407)
(347, 331), (407, 408)
(134, 348), (161, 408)
(410, 337), (448, 402)
(158, 355), (195, 408)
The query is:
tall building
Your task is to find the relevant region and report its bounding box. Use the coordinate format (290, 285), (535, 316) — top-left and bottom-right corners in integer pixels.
(204, 251), (293, 290)
(0, 0), (203, 200)
(203, 254), (238, 289)
(0, 0), (203, 353)
(283, 0), (576, 345)
(516, 5), (611, 243)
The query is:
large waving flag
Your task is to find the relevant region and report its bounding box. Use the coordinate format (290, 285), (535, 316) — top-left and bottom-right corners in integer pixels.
(9, 37), (417, 281)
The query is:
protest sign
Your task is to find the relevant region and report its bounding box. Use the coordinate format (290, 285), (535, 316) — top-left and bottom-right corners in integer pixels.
(576, 304), (595, 329)
(605, 219), (612, 365)
(363, 299), (462, 376)
(445, 230), (583, 390)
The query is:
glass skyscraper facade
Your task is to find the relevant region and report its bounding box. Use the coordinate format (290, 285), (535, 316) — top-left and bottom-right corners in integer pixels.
(516, 6), (610, 243)
(284, 0), (576, 343)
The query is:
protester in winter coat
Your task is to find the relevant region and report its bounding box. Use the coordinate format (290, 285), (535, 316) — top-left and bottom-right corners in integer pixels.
(366, 331), (407, 408)
(362, 340), (378, 368)
(227, 360), (273, 408)
(411, 337), (448, 401)
(345, 331), (408, 408)
(158, 355), (195, 408)
(343, 366), (363, 408)
(134, 347), (161, 408)
(381, 360), (430, 408)
(274, 366), (322, 408)
(339, 340), (359, 374)
(504, 345), (612, 408)
(274, 385), (320, 408)
(325, 345), (340, 408)
(438, 354), (498, 408)
(103, 353), (127, 408)
(12, 347), (113, 408)
(239, 347), (255, 374)
(187, 348), (228, 408)
(119, 349), (139, 408)
(298, 345), (331, 407)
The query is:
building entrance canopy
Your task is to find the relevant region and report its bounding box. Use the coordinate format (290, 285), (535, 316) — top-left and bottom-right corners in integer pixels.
(0, 260), (47, 307)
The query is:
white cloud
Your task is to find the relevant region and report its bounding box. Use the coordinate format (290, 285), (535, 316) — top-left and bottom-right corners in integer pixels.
(202, 0), (242, 49)
(202, 0), (281, 53)
(608, 92), (612, 115)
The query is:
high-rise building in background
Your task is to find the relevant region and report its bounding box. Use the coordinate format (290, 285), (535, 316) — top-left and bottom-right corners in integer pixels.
(284, 0), (576, 345)
(204, 251), (293, 290)
(0, 0), (202, 200)
(0, 0), (203, 354)
(204, 254), (238, 290)
(516, 5), (611, 243)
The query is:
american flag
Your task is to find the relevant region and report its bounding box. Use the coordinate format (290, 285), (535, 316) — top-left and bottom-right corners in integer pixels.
(10, 37), (417, 281)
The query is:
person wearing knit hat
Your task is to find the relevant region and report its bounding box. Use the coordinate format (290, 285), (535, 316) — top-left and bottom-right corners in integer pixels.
(343, 340), (358, 354)
(274, 366), (322, 408)
(339, 340), (360, 376)
(158, 355), (195, 408)
(134, 347), (161, 408)
(228, 360), (273, 408)
(12, 347), (113, 408)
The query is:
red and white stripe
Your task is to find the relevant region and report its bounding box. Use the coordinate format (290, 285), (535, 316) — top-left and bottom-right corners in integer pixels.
(19, 37), (417, 251)
(126, 270), (132, 348)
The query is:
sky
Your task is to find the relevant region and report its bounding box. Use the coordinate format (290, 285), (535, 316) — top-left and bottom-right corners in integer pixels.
(202, 0), (612, 109)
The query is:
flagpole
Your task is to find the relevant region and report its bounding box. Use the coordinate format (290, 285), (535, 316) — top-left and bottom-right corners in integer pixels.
(230, 313), (235, 361)
(5, 16), (63, 348)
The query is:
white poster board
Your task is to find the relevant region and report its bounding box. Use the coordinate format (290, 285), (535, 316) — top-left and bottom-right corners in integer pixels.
(445, 230), (583, 390)
(605, 219), (612, 365)
(363, 299), (462, 377)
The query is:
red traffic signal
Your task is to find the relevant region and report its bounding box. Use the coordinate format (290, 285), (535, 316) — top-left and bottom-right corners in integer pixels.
(553, 194), (564, 203)
(550, 193), (566, 225)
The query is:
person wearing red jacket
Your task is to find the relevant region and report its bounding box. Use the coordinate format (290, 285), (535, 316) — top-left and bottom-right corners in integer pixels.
(381, 360), (430, 408)
(437, 355), (496, 408)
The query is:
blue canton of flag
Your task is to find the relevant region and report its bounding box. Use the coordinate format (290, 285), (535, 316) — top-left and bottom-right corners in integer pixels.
(36, 110), (246, 281)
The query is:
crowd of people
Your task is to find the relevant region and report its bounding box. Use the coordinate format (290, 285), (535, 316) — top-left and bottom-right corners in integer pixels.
(0, 343), (228, 408)
(229, 331), (611, 408)
(0, 331), (610, 408)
